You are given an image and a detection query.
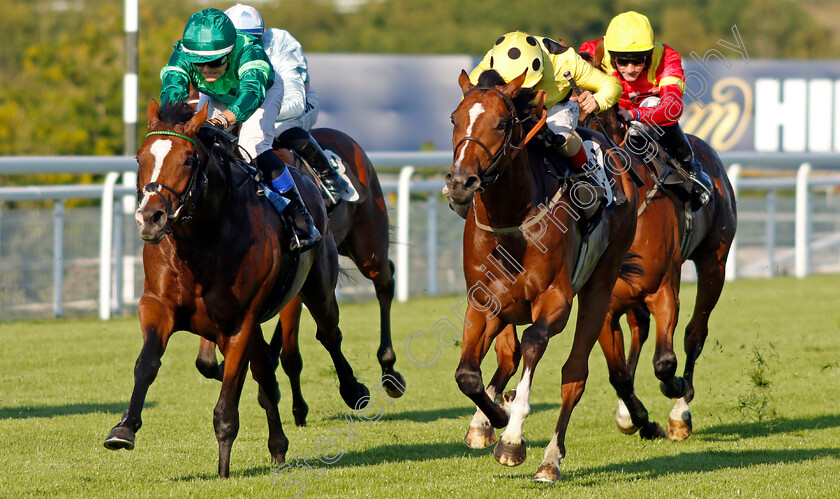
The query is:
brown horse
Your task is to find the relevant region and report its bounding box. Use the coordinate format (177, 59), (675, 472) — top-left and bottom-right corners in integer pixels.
(445, 69), (640, 481)
(103, 100), (369, 477)
(581, 97), (737, 440)
(194, 127), (405, 426)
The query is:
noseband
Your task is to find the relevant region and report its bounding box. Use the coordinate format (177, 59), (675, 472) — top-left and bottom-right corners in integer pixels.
(141, 131), (208, 224)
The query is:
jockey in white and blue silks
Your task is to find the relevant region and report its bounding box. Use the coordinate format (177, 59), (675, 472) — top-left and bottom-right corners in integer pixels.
(224, 4), (349, 205)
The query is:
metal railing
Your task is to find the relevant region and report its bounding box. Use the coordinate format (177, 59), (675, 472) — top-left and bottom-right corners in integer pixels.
(1, 152), (839, 321)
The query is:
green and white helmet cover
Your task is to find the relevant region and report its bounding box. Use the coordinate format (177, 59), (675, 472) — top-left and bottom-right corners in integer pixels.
(181, 8), (237, 63)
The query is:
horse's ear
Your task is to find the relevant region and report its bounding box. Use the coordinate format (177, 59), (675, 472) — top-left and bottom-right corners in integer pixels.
(501, 69), (527, 98)
(458, 70), (474, 95)
(185, 103), (209, 136)
(146, 99), (161, 130)
(594, 38), (606, 71)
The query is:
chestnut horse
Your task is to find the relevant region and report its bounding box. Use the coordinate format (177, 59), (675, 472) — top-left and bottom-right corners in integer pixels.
(445, 69), (640, 481)
(194, 127), (405, 426)
(103, 100), (369, 477)
(581, 98), (737, 440)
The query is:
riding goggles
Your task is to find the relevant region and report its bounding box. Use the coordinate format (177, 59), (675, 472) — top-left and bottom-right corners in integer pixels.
(194, 55), (229, 69)
(614, 56), (647, 67)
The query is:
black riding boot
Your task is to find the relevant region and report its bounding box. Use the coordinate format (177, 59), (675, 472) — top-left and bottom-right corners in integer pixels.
(277, 127), (349, 205)
(659, 124), (712, 206)
(255, 150), (321, 251)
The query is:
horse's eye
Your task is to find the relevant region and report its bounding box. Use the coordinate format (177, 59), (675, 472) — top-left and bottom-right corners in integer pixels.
(497, 120), (507, 130)
(450, 114), (456, 125)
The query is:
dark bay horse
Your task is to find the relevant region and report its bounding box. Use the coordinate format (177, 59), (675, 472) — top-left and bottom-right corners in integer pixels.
(103, 100), (369, 477)
(194, 127), (405, 426)
(445, 69), (640, 481)
(579, 81), (737, 440)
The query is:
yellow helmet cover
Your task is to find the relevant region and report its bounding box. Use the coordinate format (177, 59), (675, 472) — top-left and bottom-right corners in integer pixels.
(604, 11), (654, 53)
(488, 31), (545, 88)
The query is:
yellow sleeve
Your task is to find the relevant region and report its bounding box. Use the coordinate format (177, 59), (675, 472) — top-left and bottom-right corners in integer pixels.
(571, 53), (623, 111)
(469, 50), (493, 84)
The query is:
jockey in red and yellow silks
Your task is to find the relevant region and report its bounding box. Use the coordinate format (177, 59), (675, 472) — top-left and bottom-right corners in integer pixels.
(579, 11), (712, 204)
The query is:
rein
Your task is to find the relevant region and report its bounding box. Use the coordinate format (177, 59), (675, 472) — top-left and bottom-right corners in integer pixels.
(141, 130), (207, 224)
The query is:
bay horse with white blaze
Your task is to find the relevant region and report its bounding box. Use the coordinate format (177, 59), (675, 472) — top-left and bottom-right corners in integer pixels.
(103, 100), (369, 477)
(194, 127), (406, 426)
(446, 69), (640, 481)
(579, 91), (737, 440)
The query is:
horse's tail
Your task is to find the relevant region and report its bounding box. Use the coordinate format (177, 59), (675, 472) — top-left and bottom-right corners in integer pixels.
(618, 251), (645, 284)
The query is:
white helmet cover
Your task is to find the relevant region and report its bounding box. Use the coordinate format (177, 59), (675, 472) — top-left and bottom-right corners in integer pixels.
(224, 4), (265, 36)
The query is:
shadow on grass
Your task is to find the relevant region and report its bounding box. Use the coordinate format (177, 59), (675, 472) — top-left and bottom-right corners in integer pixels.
(0, 401), (154, 419)
(698, 413), (840, 441)
(556, 447), (840, 485)
(321, 402), (561, 423)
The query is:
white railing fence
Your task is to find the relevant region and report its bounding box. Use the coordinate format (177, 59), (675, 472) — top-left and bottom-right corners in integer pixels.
(1, 152), (839, 322)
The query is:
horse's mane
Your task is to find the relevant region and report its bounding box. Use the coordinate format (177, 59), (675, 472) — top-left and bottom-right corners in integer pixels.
(475, 70), (537, 119)
(159, 100), (195, 126)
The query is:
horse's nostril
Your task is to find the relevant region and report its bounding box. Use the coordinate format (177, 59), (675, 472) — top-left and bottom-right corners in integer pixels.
(464, 176), (479, 190)
(151, 210), (165, 226)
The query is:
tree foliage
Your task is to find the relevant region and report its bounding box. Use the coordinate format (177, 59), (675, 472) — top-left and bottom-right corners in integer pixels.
(0, 0), (835, 166)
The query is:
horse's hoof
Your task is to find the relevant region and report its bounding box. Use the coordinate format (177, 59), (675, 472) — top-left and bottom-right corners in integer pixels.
(616, 420), (640, 435)
(615, 401), (639, 435)
(293, 403), (309, 427)
(382, 372), (407, 398)
(104, 425), (135, 451)
(493, 437), (526, 467)
(639, 421), (667, 440)
(667, 416), (693, 441)
(346, 383), (370, 410)
(532, 463), (562, 482)
(464, 425), (496, 449)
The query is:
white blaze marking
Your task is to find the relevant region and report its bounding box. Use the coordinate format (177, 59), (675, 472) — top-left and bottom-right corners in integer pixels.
(454, 102), (485, 171)
(136, 139), (173, 221)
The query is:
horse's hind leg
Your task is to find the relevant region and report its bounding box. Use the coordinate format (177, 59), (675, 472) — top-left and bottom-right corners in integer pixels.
(273, 297), (309, 426)
(669, 247), (729, 440)
(300, 241), (370, 409)
(196, 338), (223, 381)
(465, 324), (519, 449)
(372, 259), (406, 397)
(349, 236), (406, 398)
(598, 309), (663, 438)
(104, 309), (175, 453)
(249, 326), (289, 465)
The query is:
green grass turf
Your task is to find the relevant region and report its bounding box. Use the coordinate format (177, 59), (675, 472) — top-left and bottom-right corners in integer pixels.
(1, 274), (839, 497)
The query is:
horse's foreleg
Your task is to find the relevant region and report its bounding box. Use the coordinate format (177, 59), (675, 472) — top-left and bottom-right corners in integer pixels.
(275, 297), (308, 426)
(249, 326), (289, 465)
(196, 337), (223, 381)
(647, 284), (688, 400)
(497, 293), (571, 471)
(104, 308), (174, 452)
(456, 308), (508, 431)
(215, 329), (251, 478)
(464, 323), (517, 449)
(372, 259), (406, 398)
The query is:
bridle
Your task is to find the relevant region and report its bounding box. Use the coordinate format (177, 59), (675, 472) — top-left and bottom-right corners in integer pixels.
(140, 130), (208, 224)
(452, 87), (546, 186)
